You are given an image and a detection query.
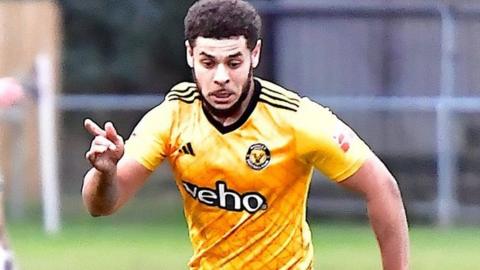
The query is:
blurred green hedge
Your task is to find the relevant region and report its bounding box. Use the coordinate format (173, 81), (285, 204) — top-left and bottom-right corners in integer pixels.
(59, 0), (194, 94)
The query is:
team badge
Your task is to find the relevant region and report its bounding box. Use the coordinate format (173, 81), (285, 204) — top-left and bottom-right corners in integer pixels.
(246, 143), (271, 170)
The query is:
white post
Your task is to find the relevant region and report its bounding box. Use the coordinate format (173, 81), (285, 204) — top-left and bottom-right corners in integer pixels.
(437, 5), (457, 227)
(36, 54), (61, 233)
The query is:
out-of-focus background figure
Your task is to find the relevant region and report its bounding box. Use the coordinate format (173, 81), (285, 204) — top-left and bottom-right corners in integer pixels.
(0, 77), (25, 270)
(0, 79), (24, 108)
(0, 2), (60, 269)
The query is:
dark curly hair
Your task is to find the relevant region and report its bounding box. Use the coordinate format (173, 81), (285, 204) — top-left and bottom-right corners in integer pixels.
(184, 0), (262, 50)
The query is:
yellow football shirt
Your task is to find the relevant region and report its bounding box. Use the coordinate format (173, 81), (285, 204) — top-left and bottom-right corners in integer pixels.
(125, 78), (371, 270)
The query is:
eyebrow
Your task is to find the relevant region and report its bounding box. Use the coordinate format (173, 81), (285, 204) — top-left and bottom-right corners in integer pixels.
(199, 52), (215, 58)
(227, 52), (243, 58)
(199, 51), (243, 59)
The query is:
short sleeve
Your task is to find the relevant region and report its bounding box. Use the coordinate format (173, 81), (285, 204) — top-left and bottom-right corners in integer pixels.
(124, 101), (174, 171)
(295, 98), (371, 182)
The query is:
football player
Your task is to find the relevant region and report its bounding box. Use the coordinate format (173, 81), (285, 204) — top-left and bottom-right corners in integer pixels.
(82, 1), (410, 269)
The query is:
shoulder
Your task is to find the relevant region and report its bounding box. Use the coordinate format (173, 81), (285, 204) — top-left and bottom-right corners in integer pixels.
(296, 96), (342, 134)
(255, 77), (332, 120)
(137, 82), (199, 127)
(165, 82), (200, 104)
(256, 77), (301, 112)
(255, 81), (343, 142)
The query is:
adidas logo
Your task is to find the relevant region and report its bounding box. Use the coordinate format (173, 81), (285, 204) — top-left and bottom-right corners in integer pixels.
(179, 142), (195, 156)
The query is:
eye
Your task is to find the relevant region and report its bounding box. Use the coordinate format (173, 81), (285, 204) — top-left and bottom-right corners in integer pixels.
(201, 60), (215, 69)
(228, 60), (242, 69)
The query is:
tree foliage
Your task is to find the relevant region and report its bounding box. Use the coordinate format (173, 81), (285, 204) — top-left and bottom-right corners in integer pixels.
(59, 0), (194, 94)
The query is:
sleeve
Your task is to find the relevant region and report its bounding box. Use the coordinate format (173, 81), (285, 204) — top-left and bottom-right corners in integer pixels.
(124, 101), (174, 171)
(295, 98), (371, 182)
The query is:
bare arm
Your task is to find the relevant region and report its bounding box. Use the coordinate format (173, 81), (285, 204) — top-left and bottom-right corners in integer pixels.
(82, 119), (152, 216)
(339, 154), (410, 270)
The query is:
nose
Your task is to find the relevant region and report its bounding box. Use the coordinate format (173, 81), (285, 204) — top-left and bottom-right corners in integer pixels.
(213, 64), (230, 85)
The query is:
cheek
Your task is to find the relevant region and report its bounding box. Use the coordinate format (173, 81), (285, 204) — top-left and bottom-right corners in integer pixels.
(192, 67), (211, 95)
(232, 65), (251, 82)
(193, 65), (211, 82)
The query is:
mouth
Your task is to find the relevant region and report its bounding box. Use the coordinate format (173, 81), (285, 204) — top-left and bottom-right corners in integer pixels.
(209, 89), (235, 104)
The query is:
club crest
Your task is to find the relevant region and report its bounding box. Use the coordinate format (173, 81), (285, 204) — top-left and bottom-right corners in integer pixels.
(246, 143), (271, 170)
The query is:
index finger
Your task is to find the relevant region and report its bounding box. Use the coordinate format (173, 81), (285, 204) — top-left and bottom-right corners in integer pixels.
(84, 118), (106, 137)
(105, 122), (120, 144)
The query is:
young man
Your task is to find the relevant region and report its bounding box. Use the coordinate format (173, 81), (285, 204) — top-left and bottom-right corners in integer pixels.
(82, 0), (410, 269)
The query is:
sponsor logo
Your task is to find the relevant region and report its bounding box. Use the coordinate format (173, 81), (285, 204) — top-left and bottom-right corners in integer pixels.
(179, 142), (195, 156)
(182, 181), (267, 213)
(245, 143), (271, 170)
(333, 126), (353, 153)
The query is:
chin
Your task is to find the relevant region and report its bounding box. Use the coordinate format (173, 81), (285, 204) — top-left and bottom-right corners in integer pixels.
(209, 98), (236, 109)
(213, 102), (235, 109)
(205, 102), (238, 117)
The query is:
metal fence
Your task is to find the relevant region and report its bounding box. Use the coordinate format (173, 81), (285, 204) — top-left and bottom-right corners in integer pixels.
(8, 2), (480, 231)
(56, 2), (480, 226)
(252, 1), (480, 226)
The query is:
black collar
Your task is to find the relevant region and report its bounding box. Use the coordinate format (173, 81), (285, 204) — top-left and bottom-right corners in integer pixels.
(202, 79), (261, 134)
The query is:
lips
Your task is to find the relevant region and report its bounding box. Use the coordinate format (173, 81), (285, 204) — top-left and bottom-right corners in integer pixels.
(209, 90), (234, 103)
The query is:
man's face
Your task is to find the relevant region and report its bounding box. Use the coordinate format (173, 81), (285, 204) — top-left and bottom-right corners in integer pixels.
(187, 36), (261, 117)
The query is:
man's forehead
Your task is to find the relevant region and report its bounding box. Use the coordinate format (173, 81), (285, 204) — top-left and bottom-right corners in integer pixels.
(193, 36), (248, 56)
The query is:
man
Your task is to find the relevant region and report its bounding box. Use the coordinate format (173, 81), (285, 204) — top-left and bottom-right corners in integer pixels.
(0, 77), (23, 270)
(82, 0), (410, 269)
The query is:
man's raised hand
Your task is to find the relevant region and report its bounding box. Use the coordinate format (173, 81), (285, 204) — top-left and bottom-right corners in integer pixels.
(84, 119), (125, 174)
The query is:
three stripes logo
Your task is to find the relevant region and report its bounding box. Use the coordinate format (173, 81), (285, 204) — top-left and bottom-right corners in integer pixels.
(179, 142), (195, 156)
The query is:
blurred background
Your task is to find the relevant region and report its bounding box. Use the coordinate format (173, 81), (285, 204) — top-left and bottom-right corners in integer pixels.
(1, 0), (480, 269)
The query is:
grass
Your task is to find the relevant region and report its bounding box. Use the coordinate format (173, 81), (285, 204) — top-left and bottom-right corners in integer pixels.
(7, 195), (479, 269)
(10, 221), (192, 270)
(7, 218), (480, 270)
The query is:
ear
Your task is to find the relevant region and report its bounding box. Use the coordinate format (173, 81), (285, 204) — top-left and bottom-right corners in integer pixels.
(251, 39), (262, 68)
(185, 40), (194, 68)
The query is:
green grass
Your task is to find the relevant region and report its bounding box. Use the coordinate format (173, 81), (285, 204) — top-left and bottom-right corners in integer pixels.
(7, 218), (480, 270)
(10, 221), (192, 270)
